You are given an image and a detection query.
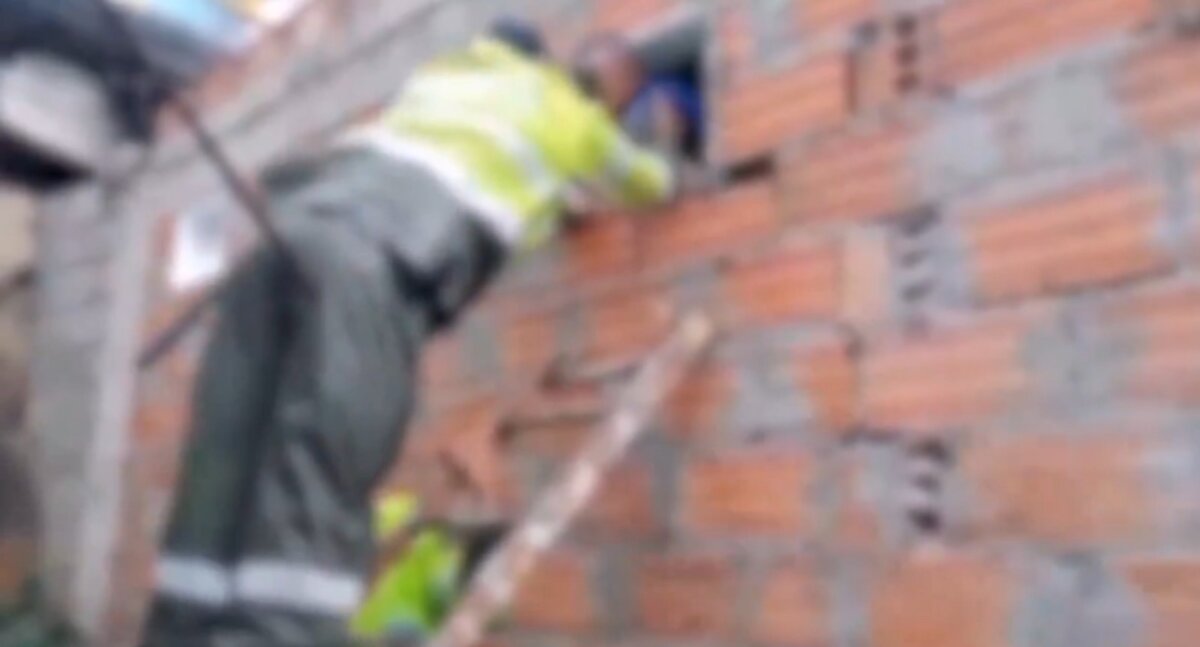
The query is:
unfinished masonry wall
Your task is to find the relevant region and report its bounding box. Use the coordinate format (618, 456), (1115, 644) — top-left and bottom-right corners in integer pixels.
(108, 0), (1200, 645)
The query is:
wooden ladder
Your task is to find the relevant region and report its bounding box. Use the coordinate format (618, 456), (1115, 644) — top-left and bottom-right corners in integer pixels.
(426, 313), (715, 647)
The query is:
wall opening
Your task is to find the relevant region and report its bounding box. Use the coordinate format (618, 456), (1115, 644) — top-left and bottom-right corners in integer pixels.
(630, 13), (710, 165)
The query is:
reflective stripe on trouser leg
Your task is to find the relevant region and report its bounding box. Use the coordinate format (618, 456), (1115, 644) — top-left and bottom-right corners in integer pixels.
(233, 561), (364, 616)
(154, 556), (232, 607)
(219, 218), (420, 640)
(141, 249), (296, 646)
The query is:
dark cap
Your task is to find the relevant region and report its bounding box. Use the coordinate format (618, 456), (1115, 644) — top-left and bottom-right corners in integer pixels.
(489, 17), (546, 58)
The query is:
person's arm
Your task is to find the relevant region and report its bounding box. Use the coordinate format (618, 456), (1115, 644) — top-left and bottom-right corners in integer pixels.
(583, 103), (678, 210)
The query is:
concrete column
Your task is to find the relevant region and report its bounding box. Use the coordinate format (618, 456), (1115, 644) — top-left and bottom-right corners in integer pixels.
(31, 179), (151, 637)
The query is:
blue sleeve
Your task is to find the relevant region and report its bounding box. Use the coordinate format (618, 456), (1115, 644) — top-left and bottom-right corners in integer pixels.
(622, 78), (704, 148)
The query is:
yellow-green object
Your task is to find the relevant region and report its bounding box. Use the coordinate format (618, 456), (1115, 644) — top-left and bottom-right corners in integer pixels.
(350, 494), (463, 641)
(353, 37), (676, 249)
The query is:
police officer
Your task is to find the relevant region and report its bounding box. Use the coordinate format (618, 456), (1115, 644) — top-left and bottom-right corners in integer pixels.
(142, 17), (675, 647)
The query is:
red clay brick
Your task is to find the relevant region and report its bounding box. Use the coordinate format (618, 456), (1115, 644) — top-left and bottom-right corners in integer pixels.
(717, 5), (756, 73)
(642, 183), (780, 270)
(565, 216), (639, 284)
(132, 395), (190, 445)
(584, 284), (675, 363)
(870, 554), (1013, 647)
(801, 0), (877, 33)
(721, 56), (851, 159)
(1124, 558), (1200, 647)
(852, 14), (938, 111)
(784, 124), (918, 224)
(579, 462), (659, 538)
(831, 446), (887, 552)
(963, 434), (1154, 545)
(634, 554), (737, 638)
(1119, 39), (1200, 139)
(938, 0), (1154, 84)
(511, 551), (596, 633)
(795, 336), (859, 433)
(591, 0), (682, 31)
(724, 239), (843, 324)
(840, 228), (894, 328)
(663, 363), (735, 438)
(504, 384), (606, 459)
(965, 175), (1170, 302)
(683, 450), (814, 536)
(862, 312), (1036, 431)
(422, 334), (460, 388)
(500, 311), (560, 376)
(133, 445), (184, 492)
(753, 558), (832, 646)
(1106, 283), (1200, 405)
(422, 399), (512, 505)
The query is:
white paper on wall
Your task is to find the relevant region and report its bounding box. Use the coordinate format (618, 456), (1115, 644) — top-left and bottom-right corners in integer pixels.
(168, 201), (230, 293)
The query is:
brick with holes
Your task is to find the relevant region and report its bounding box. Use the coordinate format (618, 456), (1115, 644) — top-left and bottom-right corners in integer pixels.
(643, 182), (781, 271)
(634, 553), (738, 638)
(963, 174), (1171, 302)
(937, 0), (1155, 85)
(795, 334), (859, 433)
(663, 362), (735, 438)
(582, 283), (675, 364)
(565, 215), (639, 285)
(717, 4), (757, 72)
(724, 237), (843, 325)
(841, 228), (895, 328)
(752, 557), (833, 646)
(500, 309), (562, 376)
(683, 449), (815, 536)
(784, 122), (920, 224)
(1123, 558), (1200, 647)
(962, 431), (1157, 545)
(719, 55), (851, 159)
(577, 461), (659, 539)
(869, 554), (1013, 647)
(851, 14), (938, 112)
(801, 0), (877, 34)
(591, 0), (682, 31)
(1119, 39), (1200, 139)
(862, 310), (1040, 431)
(511, 551), (598, 633)
(1104, 282), (1200, 405)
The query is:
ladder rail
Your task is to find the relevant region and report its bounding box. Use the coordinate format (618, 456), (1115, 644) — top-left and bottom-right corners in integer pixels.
(427, 313), (715, 647)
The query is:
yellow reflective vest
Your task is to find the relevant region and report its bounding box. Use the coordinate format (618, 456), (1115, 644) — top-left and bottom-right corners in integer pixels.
(347, 37), (676, 249)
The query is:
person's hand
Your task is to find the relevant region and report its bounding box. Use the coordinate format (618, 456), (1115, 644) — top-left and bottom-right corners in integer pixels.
(649, 93), (685, 155)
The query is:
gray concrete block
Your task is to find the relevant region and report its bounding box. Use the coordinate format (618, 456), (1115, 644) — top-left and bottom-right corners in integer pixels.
(1021, 299), (1137, 419)
(1153, 147), (1197, 265)
(915, 103), (1005, 201)
(726, 342), (817, 436)
(592, 543), (635, 636)
(748, 0), (799, 62)
(1003, 64), (1130, 170)
(1013, 553), (1146, 647)
(836, 438), (911, 549)
(1151, 418), (1200, 548)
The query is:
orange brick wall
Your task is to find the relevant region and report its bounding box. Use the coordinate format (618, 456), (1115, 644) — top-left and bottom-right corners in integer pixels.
(112, 0), (1200, 645)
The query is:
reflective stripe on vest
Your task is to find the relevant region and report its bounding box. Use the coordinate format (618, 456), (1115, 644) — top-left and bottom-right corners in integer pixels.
(395, 105), (560, 204)
(339, 128), (524, 245)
